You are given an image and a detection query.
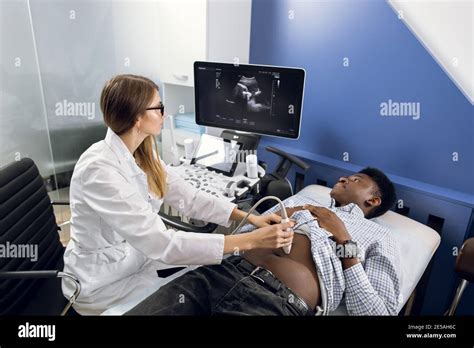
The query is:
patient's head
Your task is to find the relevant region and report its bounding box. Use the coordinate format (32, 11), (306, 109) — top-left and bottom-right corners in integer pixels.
(330, 167), (396, 219)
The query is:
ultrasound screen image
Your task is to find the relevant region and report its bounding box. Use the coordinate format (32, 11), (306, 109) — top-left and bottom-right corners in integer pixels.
(225, 75), (272, 114)
(195, 62), (305, 139)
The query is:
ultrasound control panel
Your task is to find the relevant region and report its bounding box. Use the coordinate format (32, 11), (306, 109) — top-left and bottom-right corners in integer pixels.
(170, 160), (264, 202)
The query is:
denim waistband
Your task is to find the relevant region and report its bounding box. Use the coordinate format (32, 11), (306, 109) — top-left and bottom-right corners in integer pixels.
(226, 255), (315, 316)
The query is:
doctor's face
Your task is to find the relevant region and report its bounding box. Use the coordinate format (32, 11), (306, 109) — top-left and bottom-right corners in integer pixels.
(139, 89), (166, 136)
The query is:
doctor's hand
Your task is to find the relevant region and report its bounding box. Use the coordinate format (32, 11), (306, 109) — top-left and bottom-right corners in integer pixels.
(248, 221), (295, 250)
(247, 213), (281, 228)
(224, 221), (295, 254)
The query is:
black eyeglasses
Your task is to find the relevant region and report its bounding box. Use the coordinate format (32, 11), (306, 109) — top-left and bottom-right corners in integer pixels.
(146, 101), (165, 116)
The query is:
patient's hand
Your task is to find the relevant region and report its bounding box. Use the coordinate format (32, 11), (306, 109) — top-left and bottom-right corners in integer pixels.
(303, 205), (351, 243)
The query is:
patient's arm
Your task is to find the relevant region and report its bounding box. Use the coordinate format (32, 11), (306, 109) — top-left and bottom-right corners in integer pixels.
(301, 204), (400, 315)
(343, 239), (401, 316)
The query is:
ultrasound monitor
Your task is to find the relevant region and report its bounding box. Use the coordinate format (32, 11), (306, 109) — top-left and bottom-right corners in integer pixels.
(194, 61), (305, 139)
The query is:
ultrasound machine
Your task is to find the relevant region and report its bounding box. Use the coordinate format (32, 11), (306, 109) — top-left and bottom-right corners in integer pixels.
(169, 61), (307, 206)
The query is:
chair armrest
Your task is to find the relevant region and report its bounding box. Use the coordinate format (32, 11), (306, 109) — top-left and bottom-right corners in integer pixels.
(58, 220), (71, 228)
(0, 270), (59, 279)
(157, 211), (218, 233)
(0, 271), (81, 316)
(51, 200), (70, 206)
(265, 146), (310, 179)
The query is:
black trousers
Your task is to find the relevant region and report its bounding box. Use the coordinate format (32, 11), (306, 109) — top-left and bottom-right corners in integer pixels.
(125, 255), (314, 316)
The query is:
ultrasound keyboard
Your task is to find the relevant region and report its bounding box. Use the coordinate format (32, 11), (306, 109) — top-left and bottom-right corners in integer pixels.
(169, 162), (261, 202)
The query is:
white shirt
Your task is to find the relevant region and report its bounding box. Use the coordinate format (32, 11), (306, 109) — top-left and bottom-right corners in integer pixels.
(62, 128), (236, 315)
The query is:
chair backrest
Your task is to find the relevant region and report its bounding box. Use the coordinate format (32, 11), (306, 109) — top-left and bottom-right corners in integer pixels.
(0, 158), (65, 314)
(456, 237), (474, 282)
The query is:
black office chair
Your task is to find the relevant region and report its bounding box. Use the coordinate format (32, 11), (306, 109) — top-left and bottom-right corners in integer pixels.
(0, 158), (80, 315)
(446, 237), (474, 315)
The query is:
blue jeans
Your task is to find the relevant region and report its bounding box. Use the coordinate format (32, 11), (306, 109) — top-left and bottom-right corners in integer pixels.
(125, 255), (314, 316)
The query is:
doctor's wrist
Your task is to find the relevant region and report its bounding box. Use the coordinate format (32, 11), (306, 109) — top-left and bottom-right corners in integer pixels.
(223, 233), (254, 254)
(230, 207), (248, 222)
(246, 214), (258, 225)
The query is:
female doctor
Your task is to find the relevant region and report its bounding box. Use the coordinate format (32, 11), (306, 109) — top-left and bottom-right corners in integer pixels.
(62, 74), (294, 315)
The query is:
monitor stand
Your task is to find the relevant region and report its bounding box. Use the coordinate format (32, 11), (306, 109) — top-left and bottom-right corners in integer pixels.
(220, 129), (261, 153)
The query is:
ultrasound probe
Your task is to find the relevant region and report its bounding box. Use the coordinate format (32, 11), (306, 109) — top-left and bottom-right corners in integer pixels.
(231, 196), (293, 254)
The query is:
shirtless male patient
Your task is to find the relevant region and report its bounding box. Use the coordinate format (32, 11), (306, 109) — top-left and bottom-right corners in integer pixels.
(126, 167), (401, 316)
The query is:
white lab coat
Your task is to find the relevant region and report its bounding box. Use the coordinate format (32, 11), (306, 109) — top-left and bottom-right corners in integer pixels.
(62, 128), (236, 315)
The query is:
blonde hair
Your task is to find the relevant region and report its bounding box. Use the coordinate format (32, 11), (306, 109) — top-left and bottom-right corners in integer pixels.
(100, 74), (167, 198)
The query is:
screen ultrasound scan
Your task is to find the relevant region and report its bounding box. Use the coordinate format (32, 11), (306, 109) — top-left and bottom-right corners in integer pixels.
(194, 61), (305, 139)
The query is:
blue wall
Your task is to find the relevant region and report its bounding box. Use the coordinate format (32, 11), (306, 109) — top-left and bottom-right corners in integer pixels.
(249, 0), (474, 314)
(250, 0), (473, 195)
